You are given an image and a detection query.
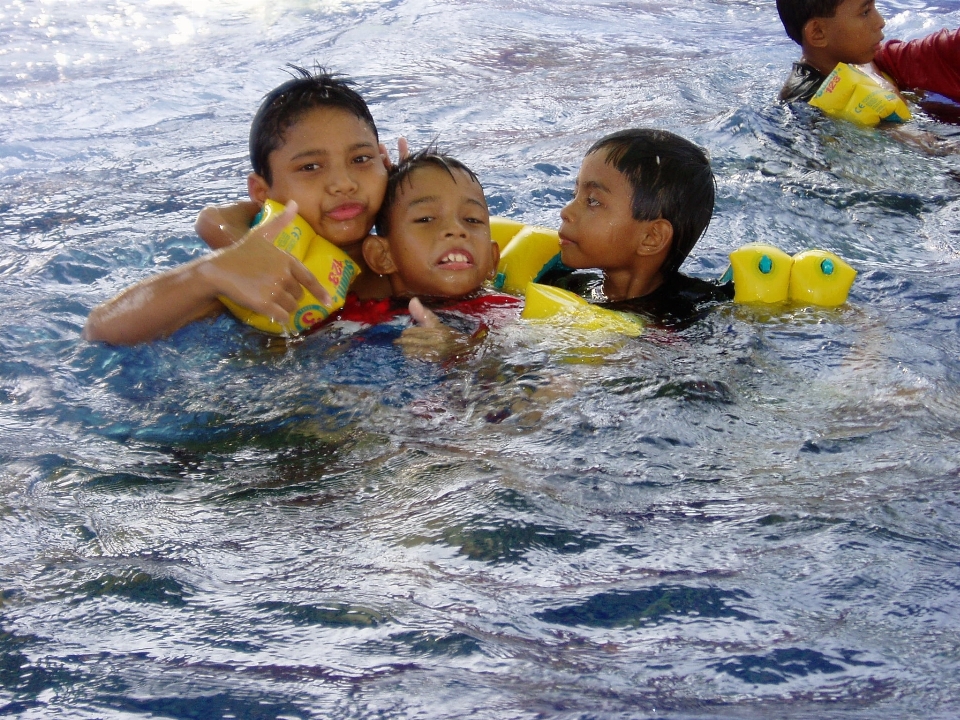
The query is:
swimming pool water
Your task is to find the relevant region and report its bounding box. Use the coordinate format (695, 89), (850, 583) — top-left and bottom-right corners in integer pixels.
(2, 0), (960, 717)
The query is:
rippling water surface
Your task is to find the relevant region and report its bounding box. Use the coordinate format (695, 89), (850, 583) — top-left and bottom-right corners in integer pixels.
(2, 0), (960, 717)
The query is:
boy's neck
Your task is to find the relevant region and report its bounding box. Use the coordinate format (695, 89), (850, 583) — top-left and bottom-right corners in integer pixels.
(340, 239), (393, 299)
(800, 47), (872, 78)
(602, 266), (665, 302)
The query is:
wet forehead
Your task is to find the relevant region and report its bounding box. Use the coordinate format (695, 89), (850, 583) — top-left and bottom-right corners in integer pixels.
(279, 106), (378, 157)
(577, 152), (631, 197)
(397, 165), (487, 210)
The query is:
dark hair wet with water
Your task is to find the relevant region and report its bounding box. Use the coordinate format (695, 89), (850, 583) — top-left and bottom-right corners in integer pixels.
(588, 128), (714, 276)
(249, 65), (379, 185)
(374, 148), (483, 238)
(776, 0), (845, 44)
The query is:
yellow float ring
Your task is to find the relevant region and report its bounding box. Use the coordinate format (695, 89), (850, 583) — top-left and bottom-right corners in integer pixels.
(219, 199), (360, 335)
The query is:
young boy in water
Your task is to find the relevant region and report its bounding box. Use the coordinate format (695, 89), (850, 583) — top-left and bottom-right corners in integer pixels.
(550, 128), (731, 326)
(332, 149), (519, 356)
(776, 0), (960, 105)
(84, 68), (392, 345)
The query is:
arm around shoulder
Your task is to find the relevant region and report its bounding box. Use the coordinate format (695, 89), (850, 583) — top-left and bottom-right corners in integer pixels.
(195, 200), (260, 250)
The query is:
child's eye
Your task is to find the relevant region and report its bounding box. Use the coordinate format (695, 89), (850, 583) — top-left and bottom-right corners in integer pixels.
(464, 216), (486, 225)
(353, 154), (374, 164)
(300, 162), (323, 172)
(586, 196), (601, 207)
(414, 216), (434, 223)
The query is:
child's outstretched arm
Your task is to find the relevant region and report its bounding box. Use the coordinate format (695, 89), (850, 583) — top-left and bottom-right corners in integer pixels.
(84, 202), (331, 345)
(875, 28), (960, 104)
(194, 200), (261, 250)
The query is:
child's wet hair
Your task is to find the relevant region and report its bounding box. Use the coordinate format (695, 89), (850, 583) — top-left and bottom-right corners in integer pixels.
(776, 0), (844, 45)
(588, 128), (714, 276)
(375, 148), (483, 238)
(249, 65), (378, 185)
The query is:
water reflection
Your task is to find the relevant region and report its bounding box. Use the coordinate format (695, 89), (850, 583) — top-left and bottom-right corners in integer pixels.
(2, 0), (960, 717)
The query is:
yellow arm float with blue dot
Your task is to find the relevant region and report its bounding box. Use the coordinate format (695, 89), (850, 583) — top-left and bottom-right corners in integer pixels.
(723, 243), (856, 308)
(490, 217), (857, 332)
(788, 249), (858, 306)
(219, 199), (360, 336)
(810, 62), (911, 126)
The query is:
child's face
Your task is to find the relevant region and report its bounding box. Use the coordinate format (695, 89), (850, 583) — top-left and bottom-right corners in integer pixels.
(378, 165), (498, 298)
(558, 151), (656, 274)
(813, 0), (885, 65)
(249, 106), (388, 248)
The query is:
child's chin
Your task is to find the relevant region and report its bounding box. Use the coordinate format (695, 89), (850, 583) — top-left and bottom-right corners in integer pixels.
(323, 230), (367, 247)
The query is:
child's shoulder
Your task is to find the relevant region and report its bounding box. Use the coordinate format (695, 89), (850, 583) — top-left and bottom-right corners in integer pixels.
(606, 273), (734, 329)
(780, 61), (828, 103)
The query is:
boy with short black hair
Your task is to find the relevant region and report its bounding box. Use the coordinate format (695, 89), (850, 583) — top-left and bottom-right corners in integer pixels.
(331, 149), (520, 356)
(85, 67), (391, 345)
(776, 0), (960, 105)
(552, 128), (731, 326)
(365, 149), (501, 299)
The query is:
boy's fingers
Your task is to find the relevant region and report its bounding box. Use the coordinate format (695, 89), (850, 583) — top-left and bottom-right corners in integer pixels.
(290, 260), (333, 306)
(408, 297), (441, 328)
(398, 137), (409, 161)
(261, 296), (295, 324)
(254, 200), (298, 242)
(379, 142), (392, 170)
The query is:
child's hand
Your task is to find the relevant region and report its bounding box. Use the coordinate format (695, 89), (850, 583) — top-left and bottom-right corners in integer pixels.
(395, 297), (474, 362)
(195, 200), (260, 250)
(379, 137), (410, 170)
(200, 201), (333, 324)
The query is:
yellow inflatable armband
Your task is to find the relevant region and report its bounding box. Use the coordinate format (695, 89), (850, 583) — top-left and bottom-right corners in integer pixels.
(521, 282), (643, 337)
(494, 225), (563, 295)
(728, 244), (794, 304)
(788, 249), (857, 307)
(810, 62), (911, 126)
(726, 244), (856, 306)
(489, 216), (527, 253)
(219, 199), (360, 336)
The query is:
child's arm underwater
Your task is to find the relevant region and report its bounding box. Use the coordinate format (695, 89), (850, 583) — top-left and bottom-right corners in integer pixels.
(84, 202), (332, 346)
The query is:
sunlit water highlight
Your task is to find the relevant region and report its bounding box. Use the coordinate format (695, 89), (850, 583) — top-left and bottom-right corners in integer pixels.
(2, 0), (960, 717)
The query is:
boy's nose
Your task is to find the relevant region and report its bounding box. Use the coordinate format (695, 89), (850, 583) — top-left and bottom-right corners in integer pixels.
(559, 200), (574, 223)
(327, 166), (359, 193)
(444, 219), (468, 237)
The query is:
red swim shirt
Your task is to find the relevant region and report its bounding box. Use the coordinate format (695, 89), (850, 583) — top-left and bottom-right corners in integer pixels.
(874, 28), (960, 104)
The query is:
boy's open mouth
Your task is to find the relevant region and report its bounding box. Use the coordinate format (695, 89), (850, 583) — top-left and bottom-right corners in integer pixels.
(327, 203), (365, 222)
(437, 249), (474, 269)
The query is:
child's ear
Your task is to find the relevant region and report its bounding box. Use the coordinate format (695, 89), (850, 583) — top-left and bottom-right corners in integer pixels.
(486, 241), (501, 280)
(247, 173), (270, 204)
(362, 234), (398, 276)
(803, 18), (828, 49)
(636, 218), (673, 256)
